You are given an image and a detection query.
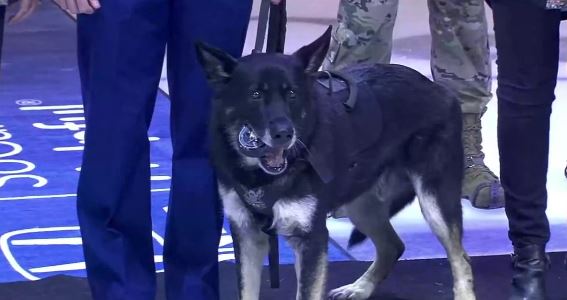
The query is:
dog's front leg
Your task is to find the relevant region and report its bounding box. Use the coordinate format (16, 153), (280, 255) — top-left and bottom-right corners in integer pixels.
(286, 226), (329, 300)
(219, 185), (269, 300)
(230, 219), (270, 300)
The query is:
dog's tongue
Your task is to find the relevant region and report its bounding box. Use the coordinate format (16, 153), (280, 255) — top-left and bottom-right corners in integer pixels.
(264, 148), (285, 167)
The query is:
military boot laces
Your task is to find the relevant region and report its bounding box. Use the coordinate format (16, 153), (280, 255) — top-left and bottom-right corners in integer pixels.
(462, 113), (505, 209)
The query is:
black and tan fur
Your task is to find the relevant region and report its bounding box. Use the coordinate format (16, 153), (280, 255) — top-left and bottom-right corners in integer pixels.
(195, 27), (476, 300)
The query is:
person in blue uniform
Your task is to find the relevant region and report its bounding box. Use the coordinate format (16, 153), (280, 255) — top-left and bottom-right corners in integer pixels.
(0, 1), (5, 63)
(60, 0), (255, 299)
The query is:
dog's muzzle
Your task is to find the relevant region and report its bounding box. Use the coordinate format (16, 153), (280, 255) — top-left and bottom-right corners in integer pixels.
(238, 125), (288, 176)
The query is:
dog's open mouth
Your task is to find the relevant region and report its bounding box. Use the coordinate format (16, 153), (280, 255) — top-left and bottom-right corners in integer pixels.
(238, 125), (288, 175)
(259, 148), (288, 175)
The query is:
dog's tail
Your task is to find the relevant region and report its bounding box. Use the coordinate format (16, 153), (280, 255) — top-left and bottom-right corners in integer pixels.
(347, 228), (367, 249)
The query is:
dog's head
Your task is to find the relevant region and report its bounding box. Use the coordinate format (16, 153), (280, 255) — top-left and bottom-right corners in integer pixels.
(196, 26), (332, 176)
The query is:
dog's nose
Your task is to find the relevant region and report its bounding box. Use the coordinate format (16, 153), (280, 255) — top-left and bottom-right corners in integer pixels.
(269, 118), (294, 146)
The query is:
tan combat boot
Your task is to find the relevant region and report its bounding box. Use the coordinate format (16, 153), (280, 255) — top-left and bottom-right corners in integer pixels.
(462, 113), (505, 209)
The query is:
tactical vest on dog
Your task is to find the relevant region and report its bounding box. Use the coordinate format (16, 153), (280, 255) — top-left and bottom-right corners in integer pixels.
(236, 66), (386, 227)
(306, 67), (385, 203)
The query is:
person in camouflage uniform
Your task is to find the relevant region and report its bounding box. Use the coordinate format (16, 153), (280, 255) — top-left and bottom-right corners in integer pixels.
(324, 0), (505, 213)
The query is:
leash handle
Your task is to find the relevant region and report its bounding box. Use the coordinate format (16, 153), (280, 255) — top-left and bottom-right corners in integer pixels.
(253, 0), (287, 54)
(266, 0), (287, 53)
(253, 0), (271, 53)
(268, 235), (280, 288)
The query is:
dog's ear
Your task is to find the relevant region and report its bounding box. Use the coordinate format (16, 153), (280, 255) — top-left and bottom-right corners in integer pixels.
(195, 42), (238, 85)
(292, 25), (332, 73)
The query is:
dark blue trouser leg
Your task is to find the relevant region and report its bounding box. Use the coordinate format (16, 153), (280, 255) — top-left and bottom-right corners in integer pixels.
(77, 0), (252, 298)
(164, 1), (252, 299)
(0, 5), (5, 67)
(76, 0), (168, 299)
(491, 0), (561, 248)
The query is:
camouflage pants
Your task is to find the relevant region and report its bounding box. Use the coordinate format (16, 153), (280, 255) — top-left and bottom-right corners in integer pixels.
(323, 0), (492, 114)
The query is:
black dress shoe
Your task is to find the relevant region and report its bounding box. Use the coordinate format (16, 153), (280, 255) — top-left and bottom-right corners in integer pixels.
(509, 244), (550, 300)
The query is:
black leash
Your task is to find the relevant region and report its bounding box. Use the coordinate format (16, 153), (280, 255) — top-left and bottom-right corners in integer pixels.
(250, 0), (287, 289)
(253, 0), (270, 53)
(254, 0), (287, 54)
(266, 0), (287, 54)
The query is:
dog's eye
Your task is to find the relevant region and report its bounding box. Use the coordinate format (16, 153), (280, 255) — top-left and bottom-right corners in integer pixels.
(287, 90), (296, 100)
(250, 90), (262, 100)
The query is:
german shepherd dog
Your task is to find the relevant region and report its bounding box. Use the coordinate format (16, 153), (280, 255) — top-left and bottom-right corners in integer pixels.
(195, 27), (476, 300)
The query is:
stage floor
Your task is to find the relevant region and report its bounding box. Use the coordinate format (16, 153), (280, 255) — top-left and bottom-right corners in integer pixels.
(0, 0), (566, 298)
(1, 253), (567, 300)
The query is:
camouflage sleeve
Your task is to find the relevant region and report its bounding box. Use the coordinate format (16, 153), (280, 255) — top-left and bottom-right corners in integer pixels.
(323, 0), (493, 113)
(428, 0), (492, 114)
(322, 0), (399, 71)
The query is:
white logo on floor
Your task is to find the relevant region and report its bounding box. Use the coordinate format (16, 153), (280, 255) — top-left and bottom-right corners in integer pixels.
(15, 99), (43, 106)
(0, 226), (166, 281)
(0, 124), (48, 189)
(0, 206), (234, 281)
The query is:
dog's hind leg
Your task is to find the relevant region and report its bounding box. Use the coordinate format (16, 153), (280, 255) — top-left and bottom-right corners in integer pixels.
(219, 186), (269, 300)
(328, 186), (410, 300)
(409, 174), (476, 300)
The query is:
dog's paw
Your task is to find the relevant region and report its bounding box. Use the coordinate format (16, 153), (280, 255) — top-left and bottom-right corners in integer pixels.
(328, 283), (373, 300)
(454, 280), (476, 300)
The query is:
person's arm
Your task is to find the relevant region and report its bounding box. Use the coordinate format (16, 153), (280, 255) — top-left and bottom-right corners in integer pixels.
(53, 0), (100, 15)
(8, 0), (100, 24)
(7, 0), (39, 23)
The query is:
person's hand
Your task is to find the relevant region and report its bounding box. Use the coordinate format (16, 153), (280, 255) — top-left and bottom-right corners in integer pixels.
(54, 0), (101, 15)
(271, 0), (282, 4)
(8, 0), (40, 24)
